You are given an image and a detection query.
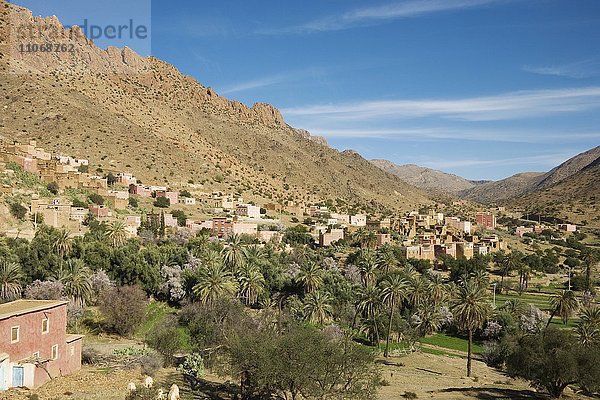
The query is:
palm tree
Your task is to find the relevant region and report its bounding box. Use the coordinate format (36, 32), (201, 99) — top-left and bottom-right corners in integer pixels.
(427, 273), (448, 305)
(547, 290), (579, 327)
(580, 305), (600, 327)
(501, 299), (527, 318)
(222, 234), (246, 273)
(451, 278), (491, 377)
(381, 274), (408, 357)
(193, 263), (239, 305)
(406, 276), (429, 310)
(303, 291), (333, 325)
(576, 306), (600, 347)
(238, 264), (265, 305)
(582, 251), (598, 293)
(356, 285), (383, 346)
(376, 247), (398, 274)
(296, 261), (323, 293)
(59, 259), (93, 307)
(0, 260), (23, 302)
(357, 249), (379, 288)
(105, 221), (129, 247)
(414, 302), (443, 337)
(53, 228), (72, 275)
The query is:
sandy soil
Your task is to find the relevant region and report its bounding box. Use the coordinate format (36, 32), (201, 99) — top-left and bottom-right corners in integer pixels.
(0, 352), (592, 400)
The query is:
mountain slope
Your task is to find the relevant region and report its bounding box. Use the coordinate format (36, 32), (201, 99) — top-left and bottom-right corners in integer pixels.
(458, 172), (545, 204)
(459, 146), (600, 204)
(370, 160), (479, 194)
(0, 2), (431, 213)
(513, 156), (600, 227)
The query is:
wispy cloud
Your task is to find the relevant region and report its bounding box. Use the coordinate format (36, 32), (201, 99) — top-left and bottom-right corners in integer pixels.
(260, 0), (506, 34)
(523, 59), (600, 79)
(420, 152), (575, 170)
(218, 67), (330, 95)
(282, 86), (600, 122)
(299, 127), (600, 144)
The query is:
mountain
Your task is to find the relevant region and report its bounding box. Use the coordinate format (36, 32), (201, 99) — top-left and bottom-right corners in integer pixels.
(513, 156), (600, 227)
(457, 172), (545, 204)
(0, 2), (431, 213)
(370, 160), (479, 194)
(459, 146), (600, 204)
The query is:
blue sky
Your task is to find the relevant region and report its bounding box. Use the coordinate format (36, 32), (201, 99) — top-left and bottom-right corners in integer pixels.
(12, 0), (600, 180)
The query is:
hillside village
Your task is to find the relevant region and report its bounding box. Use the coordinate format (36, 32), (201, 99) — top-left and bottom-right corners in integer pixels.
(2, 139), (585, 257)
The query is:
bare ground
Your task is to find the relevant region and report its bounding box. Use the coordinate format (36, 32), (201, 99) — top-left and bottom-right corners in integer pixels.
(0, 352), (592, 400)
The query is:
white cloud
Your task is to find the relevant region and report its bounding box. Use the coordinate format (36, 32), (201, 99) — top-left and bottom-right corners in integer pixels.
(260, 0), (506, 34)
(523, 59), (600, 79)
(281, 86), (600, 122)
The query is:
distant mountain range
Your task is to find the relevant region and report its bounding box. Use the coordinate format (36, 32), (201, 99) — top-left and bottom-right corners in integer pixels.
(372, 146), (600, 226)
(370, 160), (488, 194)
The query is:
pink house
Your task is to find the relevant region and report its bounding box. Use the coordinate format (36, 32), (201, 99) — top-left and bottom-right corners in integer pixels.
(155, 191), (178, 205)
(0, 300), (82, 390)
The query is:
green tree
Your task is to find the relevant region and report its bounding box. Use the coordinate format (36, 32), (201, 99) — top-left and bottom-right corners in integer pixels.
(547, 290), (579, 327)
(0, 260), (23, 302)
(53, 228), (72, 275)
(153, 197), (170, 208)
(303, 291), (333, 325)
(380, 274), (407, 357)
(237, 264), (265, 305)
(193, 263), (238, 305)
(99, 285), (147, 336)
(296, 261), (323, 294)
(451, 278), (491, 377)
(58, 259), (92, 307)
(105, 221), (128, 247)
(47, 181), (59, 195)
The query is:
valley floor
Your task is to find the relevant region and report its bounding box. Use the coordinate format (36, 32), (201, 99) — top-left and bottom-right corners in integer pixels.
(0, 352), (593, 400)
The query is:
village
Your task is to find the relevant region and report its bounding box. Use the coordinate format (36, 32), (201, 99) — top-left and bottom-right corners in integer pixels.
(0, 140), (580, 257)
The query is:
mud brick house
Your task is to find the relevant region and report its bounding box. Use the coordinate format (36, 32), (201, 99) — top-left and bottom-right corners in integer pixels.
(0, 300), (82, 390)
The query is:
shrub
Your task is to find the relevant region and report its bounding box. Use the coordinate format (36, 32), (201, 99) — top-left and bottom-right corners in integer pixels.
(128, 197), (139, 208)
(140, 353), (164, 377)
(81, 347), (101, 365)
(125, 387), (162, 400)
(24, 280), (64, 300)
(88, 193), (104, 205)
(99, 286), (147, 336)
(153, 197), (170, 208)
(146, 316), (185, 365)
(482, 340), (511, 368)
(178, 353), (205, 382)
(9, 202), (27, 220)
(47, 182), (59, 195)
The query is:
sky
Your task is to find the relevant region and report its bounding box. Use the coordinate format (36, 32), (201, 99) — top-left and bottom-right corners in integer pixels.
(11, 0), (600, 180)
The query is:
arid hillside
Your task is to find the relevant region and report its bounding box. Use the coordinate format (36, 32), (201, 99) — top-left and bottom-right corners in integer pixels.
(370, 160), (482, 194)
(0, 2), (431, 213)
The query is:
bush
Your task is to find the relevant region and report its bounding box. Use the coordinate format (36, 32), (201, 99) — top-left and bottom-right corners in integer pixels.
(125, 387), (162, 400)
(9, 202), (27, 220)
(482, 340), (511, 368)
(128, 197), (139, 208)
(507, 328), (599, 398)
(24, 280), (64, 300)
(146, 316), (185, 365)
(47, 182), (59, 195)
(140, 353), (164, 377)
(81, 347), (102, 365)
(99, 286), (147, 336)
(153, 197), (170, 208)
(88, 193), (104, 205)
(178, 353), (205, 383)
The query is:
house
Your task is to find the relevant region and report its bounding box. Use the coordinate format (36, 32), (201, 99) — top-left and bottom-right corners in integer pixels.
(476, 212), (496, 230)
(0, 300), (82, 390)
(88, 205), (110, 218)
(376, 233), (392, 247)
(179, 197), (196, 206)
(69, 207), (88, 223)
(163, 213), (178, 228)
(232, 222), (258, 236)
(155, 190), (178, 206)
(456, 242), (474, 259)
(558, 224), (577, 232)
(257, 230), (281, 243)
(212, 217), (233, 238)
(319, 229), (344, 247)
(236, 204), (261, 219)
(116, 173), (137, 186)
(130, 185), (152, 198)
(186, 220), (213, 234)
(350, 214), (367, 227)
(515, 226), (534, 238)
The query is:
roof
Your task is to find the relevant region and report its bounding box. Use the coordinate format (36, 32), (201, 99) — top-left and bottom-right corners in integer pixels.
(0, 300), (69, 321)
(66, 334), (84, 343)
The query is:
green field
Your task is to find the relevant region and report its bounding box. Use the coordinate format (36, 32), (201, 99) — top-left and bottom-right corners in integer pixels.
(420, 333), (484, 354)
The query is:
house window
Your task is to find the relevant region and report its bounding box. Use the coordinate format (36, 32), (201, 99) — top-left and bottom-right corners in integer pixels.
(51, 345), (58, 360)
(42, 318), (49, 334)
(11, 326), (20, 343)
(32, 351), (40, 358)
(70, 346), (75, 356)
